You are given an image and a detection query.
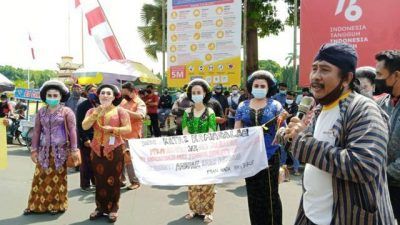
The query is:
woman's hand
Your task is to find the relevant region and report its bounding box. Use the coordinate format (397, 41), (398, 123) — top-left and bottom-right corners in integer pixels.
(31, 151), (38, 164)
(102, 125), (115, 133)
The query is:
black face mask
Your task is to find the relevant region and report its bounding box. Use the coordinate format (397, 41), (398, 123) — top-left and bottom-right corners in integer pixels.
(375, 79), (393, 96)
(123, 95), (132, 101)
(146, 90), (152, 94)
(317, 80), (344, 106)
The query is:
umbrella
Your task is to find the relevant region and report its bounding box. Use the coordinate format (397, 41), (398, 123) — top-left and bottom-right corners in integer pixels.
(0, 73), (15, 92)
(73, 60), (161, 86)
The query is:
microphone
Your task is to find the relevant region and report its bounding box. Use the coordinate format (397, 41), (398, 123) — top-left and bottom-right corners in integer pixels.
(284, 96), (314, 149)
(296, 96), (314, 120)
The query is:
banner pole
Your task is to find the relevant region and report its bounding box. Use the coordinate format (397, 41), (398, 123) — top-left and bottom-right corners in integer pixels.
(242, 0), (247, 88)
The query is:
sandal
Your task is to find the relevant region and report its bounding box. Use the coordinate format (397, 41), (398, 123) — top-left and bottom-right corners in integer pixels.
(204, 214), (213, 223)
(127, 182), (141, 190)
(49, 210), (59, 215)
(89, 210), (103, 220)
(108, 212), (118, 223)
(23, 209), (32, 215)
(185, 211), (195, 220)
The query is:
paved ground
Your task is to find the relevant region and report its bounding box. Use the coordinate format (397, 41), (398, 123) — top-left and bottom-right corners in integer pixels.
(0, 145), (303, 225)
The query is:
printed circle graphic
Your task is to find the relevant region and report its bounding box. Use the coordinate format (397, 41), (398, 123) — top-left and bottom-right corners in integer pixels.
(193, 9), (200, 17)
(215, 19), (223, 27)
(217, 31), (224, 38)
(194, 21), (202, 29)
(190, 44), (198, 52)
(208, 43), (216, 50)
(169, 24), (176, 31)
(193, 32), (201, 40)
(171, 34), (178, 42)
(205, 54), (213, 61)
(216, 7), (223, 15)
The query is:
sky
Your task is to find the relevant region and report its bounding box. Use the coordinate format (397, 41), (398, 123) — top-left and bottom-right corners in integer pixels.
(0, 0), (298, 74)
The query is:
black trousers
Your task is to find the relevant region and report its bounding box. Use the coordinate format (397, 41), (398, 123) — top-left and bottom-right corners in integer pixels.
(148, 113), (161, 137)
(389, 185), (400, 220)
(245, 151), (282, 225)
(79, 143), (95, 188)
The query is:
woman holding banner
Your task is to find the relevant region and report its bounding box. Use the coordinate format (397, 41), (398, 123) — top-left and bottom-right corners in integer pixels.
(234, 70), (284, 225)
(182, 78), (217, 224)
(82, 84), (131, 223)
(24, 80), (79, 215)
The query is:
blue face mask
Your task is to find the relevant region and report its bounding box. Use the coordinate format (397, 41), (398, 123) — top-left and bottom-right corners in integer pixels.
(252, 88), (268, 99)
(88, 93), (98, 102)
(279, 90), (287, 95)
(192, 94), (204, 104)
(46, 98), (60, 108)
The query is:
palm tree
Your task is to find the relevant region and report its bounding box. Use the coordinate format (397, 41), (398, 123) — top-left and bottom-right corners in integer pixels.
(285, 52), (298, 66)
(138, 0), (166, 61)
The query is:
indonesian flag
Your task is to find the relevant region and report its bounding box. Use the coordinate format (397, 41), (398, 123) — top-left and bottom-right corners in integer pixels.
(78, 0), (124, 60)
(28, 34), (35, 60)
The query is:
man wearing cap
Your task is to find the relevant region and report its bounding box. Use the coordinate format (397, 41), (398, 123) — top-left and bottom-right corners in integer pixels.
(65, 84), (85, 115)
(282, 43), (395, 224)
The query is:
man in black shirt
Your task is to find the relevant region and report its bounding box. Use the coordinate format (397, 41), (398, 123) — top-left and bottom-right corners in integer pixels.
(212, 84), (228, 130)
(76, 85), (98, 192)
(158, 89), (172, 128)
(283, 91), (298, 123)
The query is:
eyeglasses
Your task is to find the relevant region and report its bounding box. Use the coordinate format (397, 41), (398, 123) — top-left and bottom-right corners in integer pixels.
(47, 93), (59, 98)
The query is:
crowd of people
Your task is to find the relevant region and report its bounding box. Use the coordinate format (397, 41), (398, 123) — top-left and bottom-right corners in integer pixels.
(17, 42), (400, 225)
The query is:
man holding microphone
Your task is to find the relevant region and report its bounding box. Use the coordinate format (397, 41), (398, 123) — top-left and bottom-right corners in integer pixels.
(282, 43), (395, 224)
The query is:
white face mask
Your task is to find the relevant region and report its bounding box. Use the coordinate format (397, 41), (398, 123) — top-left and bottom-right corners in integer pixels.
(192, 94), (204, 104)
(232, 90), (239, 95)
(286, 99), (294, 105)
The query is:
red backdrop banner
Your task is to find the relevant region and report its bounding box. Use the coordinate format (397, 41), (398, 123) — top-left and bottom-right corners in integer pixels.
(300, 0), (400, 87)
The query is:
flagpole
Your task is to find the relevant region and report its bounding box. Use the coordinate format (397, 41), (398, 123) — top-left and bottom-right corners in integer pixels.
(81, 10), (85, 66)
(96, 0), (126, 60)
(68, 0), (71, 56)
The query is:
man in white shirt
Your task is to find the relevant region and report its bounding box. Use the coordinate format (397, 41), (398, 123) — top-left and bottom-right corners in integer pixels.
(283, 43), (395, 224)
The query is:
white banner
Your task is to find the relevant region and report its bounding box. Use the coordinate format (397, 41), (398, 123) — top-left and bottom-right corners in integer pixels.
(128, 127), (268, 186)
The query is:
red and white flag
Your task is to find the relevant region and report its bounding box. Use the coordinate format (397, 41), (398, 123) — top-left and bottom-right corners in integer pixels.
(77, 0), (124, 60)
(28, 33), (35, 60)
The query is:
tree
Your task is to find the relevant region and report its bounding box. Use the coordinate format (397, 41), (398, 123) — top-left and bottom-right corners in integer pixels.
(245, 0), (285, 78)
(280, 65), (299, 90)
(0, 65), (56, 88)
(285, 52), (299, 66)
(138, 0), (166, 60)
(258, 59), (282, 77)
(284, 0), (300, 27)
